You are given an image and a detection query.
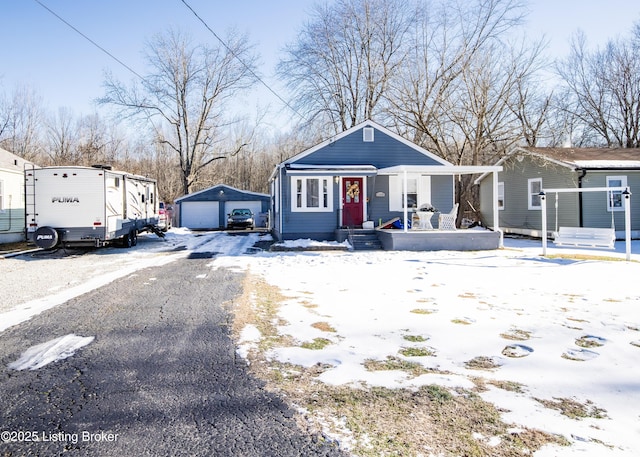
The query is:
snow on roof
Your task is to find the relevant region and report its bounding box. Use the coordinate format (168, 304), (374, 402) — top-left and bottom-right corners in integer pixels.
(517, 147), (640, 169)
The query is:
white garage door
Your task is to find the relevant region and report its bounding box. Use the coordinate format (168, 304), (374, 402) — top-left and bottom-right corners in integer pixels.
(224, 201), (265, 227)
(181, 201), (219, 229)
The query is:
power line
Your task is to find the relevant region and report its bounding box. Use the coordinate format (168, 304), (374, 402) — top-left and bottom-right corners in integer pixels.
(179, 0), (307, 123)
(33, 0), (171, 142)
(33, 0), (146, 83)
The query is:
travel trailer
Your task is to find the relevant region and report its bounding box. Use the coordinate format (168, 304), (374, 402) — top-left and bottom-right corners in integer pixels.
(25, 165), (162, 249)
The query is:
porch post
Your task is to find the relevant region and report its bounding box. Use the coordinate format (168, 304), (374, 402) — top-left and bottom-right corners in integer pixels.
(624, 187), (632, 261)
(403, 170), (408, 233)
(540, 192), (547, 256)
(492, 170), (503, 247)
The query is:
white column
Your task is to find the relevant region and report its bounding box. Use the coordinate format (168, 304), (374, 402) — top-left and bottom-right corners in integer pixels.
(492, 171), (502, 247)
(403, 170), (408, 233)
(624, 187), (632, 261)
(540, 192), (547, 256)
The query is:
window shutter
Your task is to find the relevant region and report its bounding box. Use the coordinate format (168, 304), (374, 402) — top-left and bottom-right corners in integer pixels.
(417, 176), (431, 208)
(389, 175), (402, 211)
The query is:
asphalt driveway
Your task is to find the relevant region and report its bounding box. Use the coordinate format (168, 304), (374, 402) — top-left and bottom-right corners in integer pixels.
(0, 254), (345, 456)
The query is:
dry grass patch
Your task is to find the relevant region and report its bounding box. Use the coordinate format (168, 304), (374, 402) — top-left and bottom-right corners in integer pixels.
(230, 273), (294, 351)
(300, 385), (567, 457)
(458, 292), (477, 299)
(472, 376), (525, 393)
(500, 328), (532, 341)
(311, 321), (336, 332)
(546, 253), (632, 262)
(403, 334), (428, 342)
(410, 308), (437, 315)
(575, 335), (606, 348)
(399, 346), (436, 357)
(364, 356), (434, 377)
(301, 338), (333, 350)
(465, 356), (502, 370)
(535, 397), (608, 420)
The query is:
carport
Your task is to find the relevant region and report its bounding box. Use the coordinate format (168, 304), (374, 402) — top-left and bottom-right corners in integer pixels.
(175, 184), (270, 230)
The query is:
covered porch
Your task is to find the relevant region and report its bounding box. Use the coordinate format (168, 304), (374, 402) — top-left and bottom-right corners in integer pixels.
(373, 164), (503, 251)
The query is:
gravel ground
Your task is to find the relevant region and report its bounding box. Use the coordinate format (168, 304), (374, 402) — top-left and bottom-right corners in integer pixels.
(0, 233), (182, 316)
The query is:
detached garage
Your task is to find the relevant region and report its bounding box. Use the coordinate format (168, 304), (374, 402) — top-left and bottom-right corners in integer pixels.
(175, 184), (270, 230)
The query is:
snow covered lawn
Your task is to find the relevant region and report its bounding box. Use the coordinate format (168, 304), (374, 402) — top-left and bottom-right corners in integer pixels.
(218, 236), (640, 456)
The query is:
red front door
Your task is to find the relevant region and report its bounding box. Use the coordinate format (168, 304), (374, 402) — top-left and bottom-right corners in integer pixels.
(342, 177), (364, 227)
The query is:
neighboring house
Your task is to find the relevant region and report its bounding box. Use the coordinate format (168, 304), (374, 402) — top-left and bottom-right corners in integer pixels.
(0, 148), (32, 244)
(270, 120), (502, 249)
(476, 147), (640, 239)
(175, 184), (270, 230)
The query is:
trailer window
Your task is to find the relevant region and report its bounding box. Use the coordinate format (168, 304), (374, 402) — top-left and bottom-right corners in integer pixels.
(114, 177), (120, 187)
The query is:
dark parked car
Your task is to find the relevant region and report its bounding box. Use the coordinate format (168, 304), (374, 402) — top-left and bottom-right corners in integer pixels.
(227, 208), (254, 230)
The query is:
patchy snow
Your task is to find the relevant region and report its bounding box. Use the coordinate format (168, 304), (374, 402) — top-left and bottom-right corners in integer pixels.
(8, 334), (94, 370)
(273, 238), (351, 249)
(215, 236), (640, 457)
(237, 324), (262, 361)
(2, 229), (640, 455)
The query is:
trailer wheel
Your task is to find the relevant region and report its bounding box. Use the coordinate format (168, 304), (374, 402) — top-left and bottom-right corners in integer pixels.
(131, 230), (138, 246)
(120, 232), (133, 248)
(34, 226), (59, 250)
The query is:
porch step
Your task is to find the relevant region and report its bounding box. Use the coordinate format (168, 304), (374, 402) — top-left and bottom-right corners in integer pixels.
(349, 231), (383, 250)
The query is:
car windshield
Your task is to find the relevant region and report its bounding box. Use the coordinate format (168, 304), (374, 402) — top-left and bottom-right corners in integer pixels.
(232, 209), (251, 216)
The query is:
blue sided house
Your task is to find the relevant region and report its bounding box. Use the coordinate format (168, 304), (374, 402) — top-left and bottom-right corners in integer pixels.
(269, 121), (503, 250)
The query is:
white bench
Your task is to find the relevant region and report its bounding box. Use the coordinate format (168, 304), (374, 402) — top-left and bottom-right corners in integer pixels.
(553, 227), (616, 249)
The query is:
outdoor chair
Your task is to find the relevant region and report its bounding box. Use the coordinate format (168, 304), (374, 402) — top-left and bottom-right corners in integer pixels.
(438, 203), (459, 230)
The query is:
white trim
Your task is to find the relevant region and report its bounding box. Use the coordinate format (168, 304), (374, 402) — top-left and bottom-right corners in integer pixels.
(286, 164), (377, 171)
(388, 174), (431, 211)
(290, 176), (333, 212)
(528, 178), (543, 210)
(379, 165), (502, 175)
(606, 176), (627, 212)
(339, 177), (367, 226)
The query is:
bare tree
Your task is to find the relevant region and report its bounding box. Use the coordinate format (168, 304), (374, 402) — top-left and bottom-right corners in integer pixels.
(100, 28), (258, 195)
(278, 0), (414, 133)
(388, 0), (535, 219)
(556, 28), (640, 147)
(45, 107), (78, 165)
(0, 85), (45, 161)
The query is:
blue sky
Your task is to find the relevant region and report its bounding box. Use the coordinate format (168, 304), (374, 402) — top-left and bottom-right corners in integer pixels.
(1, 0), (639, 127)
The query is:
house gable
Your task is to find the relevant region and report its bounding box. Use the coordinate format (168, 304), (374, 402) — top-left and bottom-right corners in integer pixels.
(287, 121), (451, 168)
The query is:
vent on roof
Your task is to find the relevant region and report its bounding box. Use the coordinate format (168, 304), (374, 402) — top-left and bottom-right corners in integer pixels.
(363, 127), (374, 142)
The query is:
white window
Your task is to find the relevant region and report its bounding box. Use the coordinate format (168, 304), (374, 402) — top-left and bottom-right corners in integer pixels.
(0, 180), (4, 211)
(291, 177), (333, 212)
(606, 176), (627, 212)
(389, 175), (431, 211)
(363, 127), (374, 142)
(528, 178), (542, 210)
(498, 182), (505, 210)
